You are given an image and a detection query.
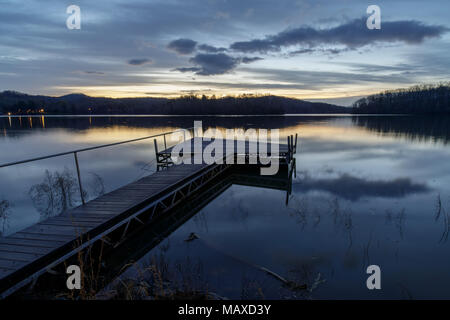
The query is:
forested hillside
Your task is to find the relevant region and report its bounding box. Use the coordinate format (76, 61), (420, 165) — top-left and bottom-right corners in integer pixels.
(352, 83), (450, 114)
(0, 91), (346, 115)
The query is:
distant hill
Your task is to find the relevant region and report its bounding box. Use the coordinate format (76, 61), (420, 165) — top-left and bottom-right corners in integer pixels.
(0, 91), (347, 115)
(352, 83), (450, 114)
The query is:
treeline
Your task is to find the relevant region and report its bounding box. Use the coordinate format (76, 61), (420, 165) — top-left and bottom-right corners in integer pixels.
(0, 91), (346, 115)
(352, 83), (450, 114)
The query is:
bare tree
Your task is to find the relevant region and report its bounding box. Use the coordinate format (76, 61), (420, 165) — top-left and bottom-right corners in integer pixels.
(88, 172), (105, 199)
(29, 167), (81, 219)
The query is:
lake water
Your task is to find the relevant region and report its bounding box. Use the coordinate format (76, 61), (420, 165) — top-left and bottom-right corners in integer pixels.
(1, 115), (450, 299)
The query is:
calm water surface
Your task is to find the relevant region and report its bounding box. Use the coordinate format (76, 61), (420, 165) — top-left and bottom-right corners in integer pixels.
(1, 115), (450, 299)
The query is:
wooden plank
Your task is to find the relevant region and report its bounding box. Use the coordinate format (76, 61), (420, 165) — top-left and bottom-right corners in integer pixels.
(12, 232), (74, 242)
(51, 216), (108, 223)
(142, 175), (187, 180)
(0, 238), (63, 249)
(107, 187), (160, 193)
(0, 259), (28, 270)
(118, 186), (162, 191)
(0, 251), (41, 263)
(39, 220), (100, 228)
(85, 200), (138, 205)
(101, 189), (151, 195)
(98, 194), (148, 201)
(79, 202), (134, 212)
(82, 203), (132, 210)
(156, 166), (202, 172)
(83, 202), (127, 209)
(60, 213), (117, 220)
(92, 194), (142, 200)
(70, 208), (120, 215)
(80, 202), (144, 212)
(132, 182), (178, 185)
(150, 170), (200, 176)
(23, 224), (86, 235)
(0, 244), (52, 255)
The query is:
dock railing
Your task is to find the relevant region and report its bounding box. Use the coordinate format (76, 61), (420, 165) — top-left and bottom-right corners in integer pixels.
(0, 127), (195, 205)
(0, 127), (296, 211)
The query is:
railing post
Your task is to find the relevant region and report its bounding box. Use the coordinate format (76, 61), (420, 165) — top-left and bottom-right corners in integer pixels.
(154, 139), (159, 171)
(73, 152), (85, 205)
(294, 133), (298, 154)
(287, 136), (291, 164)
(290, 135), (293, 158)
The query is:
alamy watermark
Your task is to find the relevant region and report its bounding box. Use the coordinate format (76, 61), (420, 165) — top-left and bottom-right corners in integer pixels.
(66, 5), (380, 31)
(66, 264), (81, 289)
(66, 5), (81, 30)
(65, 262), (382, 291)
(367, 5), (381, 30)
(366, 265), (381, 290)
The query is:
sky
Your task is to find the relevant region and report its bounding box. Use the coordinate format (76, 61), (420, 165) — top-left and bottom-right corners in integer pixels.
(0, 0), (449, 106)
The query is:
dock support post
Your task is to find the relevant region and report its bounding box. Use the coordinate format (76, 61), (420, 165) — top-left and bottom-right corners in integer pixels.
(73, 152), (85, 205)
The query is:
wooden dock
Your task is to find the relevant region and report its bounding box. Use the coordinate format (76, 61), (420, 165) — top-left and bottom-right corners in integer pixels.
(0, 136), (297, 298)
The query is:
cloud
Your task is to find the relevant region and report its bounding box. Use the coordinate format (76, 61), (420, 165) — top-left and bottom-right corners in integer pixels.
(289, 48), (351, 56)
(187, 53), (239, 75)
(344, 62), (418, 73)
(174, 53), (262, 75)
(230, 18), (448, 53)
(83, 71), (105, 75)
(128, 58), (152, 66)
(198, 44), (228, 53)
(289, 48), (315, 55)
(174, 67), (202, 73)
(167, 38), (197, 55)
(240, 67), (416, 88)
(241, 56), (263, 63)
(293, 173), (430, 201)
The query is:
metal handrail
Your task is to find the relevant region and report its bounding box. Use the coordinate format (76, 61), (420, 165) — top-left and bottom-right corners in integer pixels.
(0, 127), (194, 169)
(0, 126), (195, 204)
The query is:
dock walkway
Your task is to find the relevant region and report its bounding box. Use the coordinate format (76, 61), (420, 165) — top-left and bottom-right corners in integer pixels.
(0, 135), (296, 297)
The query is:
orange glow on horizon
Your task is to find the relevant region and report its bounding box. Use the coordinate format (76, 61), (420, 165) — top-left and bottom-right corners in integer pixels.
(51, 85), (385, 101)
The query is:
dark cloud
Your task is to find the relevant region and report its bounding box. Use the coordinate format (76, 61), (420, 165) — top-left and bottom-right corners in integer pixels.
(198, 44), (228, 53)
(241, 56), (263, 63)
(293, 173), (430, 201)
(188, 53), (239, 75)
(128, 58), (152, 66)
(231, 18), (448, 53)
(167, 38), (197, 55)
(289, 48), (315, 55)
(174, 53), (262, 75)
(173, 67), (202, 73)
(82, 71), (105, 75)
(288, 47), (351, 56)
